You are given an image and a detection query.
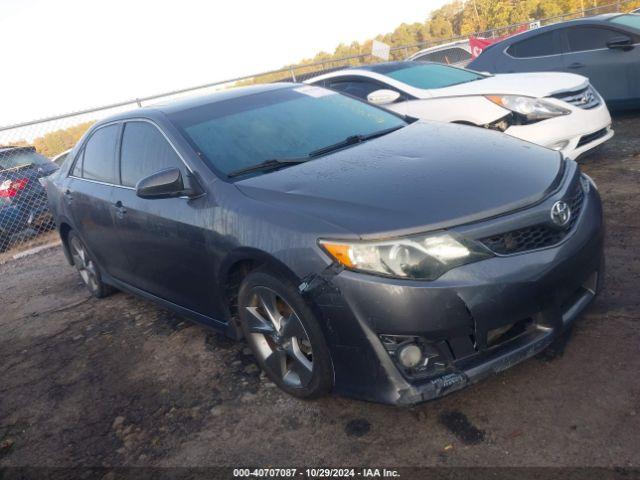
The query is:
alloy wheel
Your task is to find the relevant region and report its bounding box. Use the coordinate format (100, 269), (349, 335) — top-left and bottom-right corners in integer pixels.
(70, 236), (99, 292)
(244, 286), (314, 388)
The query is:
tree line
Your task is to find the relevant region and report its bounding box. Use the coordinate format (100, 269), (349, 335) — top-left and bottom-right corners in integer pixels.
(238, 0), (640, 84)
(9, 0), (640, 159)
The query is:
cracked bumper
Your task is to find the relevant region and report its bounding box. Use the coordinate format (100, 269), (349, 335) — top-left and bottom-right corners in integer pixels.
(308, 187), (604, 406)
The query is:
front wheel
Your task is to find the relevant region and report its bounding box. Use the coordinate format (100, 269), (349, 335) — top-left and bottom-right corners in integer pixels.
(238, 270), (333, 399)
(68, 231), (114, 298)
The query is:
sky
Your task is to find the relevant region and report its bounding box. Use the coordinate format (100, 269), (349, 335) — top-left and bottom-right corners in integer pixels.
(0, 0), (448, 127)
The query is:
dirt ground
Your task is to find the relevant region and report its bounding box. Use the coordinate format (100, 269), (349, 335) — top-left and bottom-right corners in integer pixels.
(1, 115), (639, 470)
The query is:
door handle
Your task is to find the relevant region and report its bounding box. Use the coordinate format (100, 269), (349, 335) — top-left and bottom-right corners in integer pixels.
(568, 62), (584, 69)
(114, 200), (127, 219)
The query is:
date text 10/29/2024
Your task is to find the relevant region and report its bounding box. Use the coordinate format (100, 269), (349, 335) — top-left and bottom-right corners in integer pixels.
(233, 468), (401, 478)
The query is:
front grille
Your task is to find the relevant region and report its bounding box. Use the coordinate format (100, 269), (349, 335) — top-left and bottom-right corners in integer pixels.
(551, 85), (601, 110)
(577, 128), (608, 148)
(480, 181), (585, 255)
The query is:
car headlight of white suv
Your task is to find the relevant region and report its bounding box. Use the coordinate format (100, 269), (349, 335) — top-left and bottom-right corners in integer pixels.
(486, 95), (571, 122)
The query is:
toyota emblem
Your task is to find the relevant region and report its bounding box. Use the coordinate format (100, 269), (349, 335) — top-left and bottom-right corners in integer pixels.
(550, 201), (571, 227)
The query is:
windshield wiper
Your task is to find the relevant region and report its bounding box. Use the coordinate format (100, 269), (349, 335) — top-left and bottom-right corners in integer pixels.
(309, 125), (405, 157)
(227, 157), (309, 178)
(227, 125), (405, 178)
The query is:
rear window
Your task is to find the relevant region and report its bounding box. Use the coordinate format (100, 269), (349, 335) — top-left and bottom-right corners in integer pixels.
(0, 149), (50, 171)
(609, 14), (640, 31)
(384, 64), (484, 89)
(507, 31), (560, 58)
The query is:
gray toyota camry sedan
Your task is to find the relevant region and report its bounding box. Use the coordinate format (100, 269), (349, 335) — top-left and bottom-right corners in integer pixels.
(45, 83), (604, 405)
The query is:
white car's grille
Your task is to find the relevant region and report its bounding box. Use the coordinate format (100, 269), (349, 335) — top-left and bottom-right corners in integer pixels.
(552, 85), (601, 110)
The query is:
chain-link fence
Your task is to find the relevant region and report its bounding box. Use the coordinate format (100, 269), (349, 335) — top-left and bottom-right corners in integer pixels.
(0, 1), (637, 258)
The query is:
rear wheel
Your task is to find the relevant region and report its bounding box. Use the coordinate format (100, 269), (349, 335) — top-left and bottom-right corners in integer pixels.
(238, 270), (333, 399)
(68, 231), (114, 298)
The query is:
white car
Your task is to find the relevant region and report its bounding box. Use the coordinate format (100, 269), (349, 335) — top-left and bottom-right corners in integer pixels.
(306, 61), (613, 160)
(407, 40), (472, 67)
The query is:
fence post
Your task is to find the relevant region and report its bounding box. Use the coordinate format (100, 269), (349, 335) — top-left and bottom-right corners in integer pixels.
(289, 68), (297, 82)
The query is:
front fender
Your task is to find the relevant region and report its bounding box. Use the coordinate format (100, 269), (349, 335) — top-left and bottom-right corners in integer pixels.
(405, 97), (509, 126)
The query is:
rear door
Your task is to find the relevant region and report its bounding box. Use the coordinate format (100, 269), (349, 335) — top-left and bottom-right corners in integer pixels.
(111, 120), (215, 315)
(502, 30), (564, 72)
(66, 124), (123, 275)
(560, 25), (637, 102)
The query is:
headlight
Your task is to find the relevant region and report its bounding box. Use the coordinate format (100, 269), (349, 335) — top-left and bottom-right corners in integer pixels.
(319, 231), (493, 280)
(486, 95), (570, 121)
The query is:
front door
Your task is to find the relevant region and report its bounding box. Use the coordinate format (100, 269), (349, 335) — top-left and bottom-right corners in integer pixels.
(560, 25), (636, 102)
(111, 120), (218, 317)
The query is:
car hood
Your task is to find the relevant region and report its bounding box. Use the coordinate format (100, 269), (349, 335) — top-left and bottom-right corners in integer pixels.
(236, 121), (564, 239)
(426, 72), (589, 99)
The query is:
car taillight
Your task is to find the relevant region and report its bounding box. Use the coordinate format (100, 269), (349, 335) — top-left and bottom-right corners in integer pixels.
(0, 178), (29, 198)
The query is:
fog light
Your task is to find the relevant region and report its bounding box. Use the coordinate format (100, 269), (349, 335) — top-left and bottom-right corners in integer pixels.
(397, 343), (423, 368)
(549, 140), (570, 151)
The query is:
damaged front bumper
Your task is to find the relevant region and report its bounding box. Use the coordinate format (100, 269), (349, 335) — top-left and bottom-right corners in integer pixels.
(304, 183), (604, 406)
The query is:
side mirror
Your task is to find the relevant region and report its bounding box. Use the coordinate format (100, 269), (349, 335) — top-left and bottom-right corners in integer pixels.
(136, 168), (203, 199)
(367, 89), (401, 105)
(607, 36), (633, 50)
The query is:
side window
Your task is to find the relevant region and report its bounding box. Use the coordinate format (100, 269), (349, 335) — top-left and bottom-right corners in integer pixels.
(120, 122), (183, 188)
(507, 31), (560, 58)
(565, 27), (629, 52)
(327, 79), (394, 101)
(82, 125), (119, 183)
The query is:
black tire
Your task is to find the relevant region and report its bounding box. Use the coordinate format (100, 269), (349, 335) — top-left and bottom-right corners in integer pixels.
(67, 231), (114, 298)
(238, 269), (333, 399)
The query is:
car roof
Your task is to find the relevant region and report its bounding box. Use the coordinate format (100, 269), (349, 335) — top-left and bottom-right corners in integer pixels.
(484, 13), (630, 47)
(0, 145), (36, 154)
(357, 61), (421, 74)
(408, 40), (471, 58)
(93, 83), (295, 125)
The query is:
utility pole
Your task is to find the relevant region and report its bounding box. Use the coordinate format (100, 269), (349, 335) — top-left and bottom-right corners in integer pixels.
(472, 0), (482, 33)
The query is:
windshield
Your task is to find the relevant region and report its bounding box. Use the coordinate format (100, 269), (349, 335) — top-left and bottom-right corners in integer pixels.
(609, 14), (640, 31)
(385, 63), (485, 89)
(169, 86), (407, 177)
(0, 149), (50, 171)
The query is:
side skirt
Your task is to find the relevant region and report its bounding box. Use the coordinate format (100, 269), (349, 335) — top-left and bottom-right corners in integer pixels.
(102, 273), (236, 337)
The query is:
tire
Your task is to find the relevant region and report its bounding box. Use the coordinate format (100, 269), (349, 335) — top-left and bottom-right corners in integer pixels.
(67, 231), (114, 298)
(238, 269), (333, 399)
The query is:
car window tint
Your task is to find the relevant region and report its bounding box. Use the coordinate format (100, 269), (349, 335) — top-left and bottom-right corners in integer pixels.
(566, 26), (629, 52)
(385, 63), (484, 89)
(120, 122), (183, 188)
(326, 79), (384, 100)
(507, 31), (560, 58)
(609, 14), (640, 31)
(169, 87), (406, 177)
(82, 125), (118, 183)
